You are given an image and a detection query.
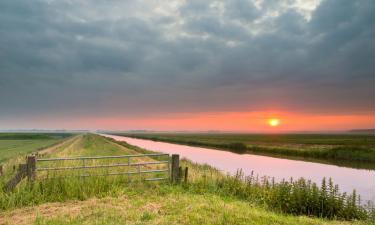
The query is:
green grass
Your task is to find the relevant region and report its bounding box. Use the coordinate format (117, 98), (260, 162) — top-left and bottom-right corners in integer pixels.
(0, 133), (71, 164)
(0, 133), (71, 140)
(3, 188), (361, 225)
(1, 134), (374, 224)
(114, 133), (375, 165)
(0, 134), (168, 209)
(114, 133), (375, 146)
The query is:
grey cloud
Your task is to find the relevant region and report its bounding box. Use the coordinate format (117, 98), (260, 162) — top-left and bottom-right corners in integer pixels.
(0, 0), (375, 125)
(306, 0), (375, 80)
(224, 0), (260, 22)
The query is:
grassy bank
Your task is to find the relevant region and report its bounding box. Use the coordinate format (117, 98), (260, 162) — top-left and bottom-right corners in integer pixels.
(2, 186), (361, 225)
(112, 138), (375, 220)
(114, 133), (375, 165)
(0, 134), (374, 224)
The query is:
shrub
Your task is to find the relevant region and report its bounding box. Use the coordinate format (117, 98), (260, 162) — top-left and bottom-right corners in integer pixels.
(226, 143), (247, 154)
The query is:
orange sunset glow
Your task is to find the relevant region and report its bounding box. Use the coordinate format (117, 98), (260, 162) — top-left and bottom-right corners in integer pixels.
(25, 111), (375, 132)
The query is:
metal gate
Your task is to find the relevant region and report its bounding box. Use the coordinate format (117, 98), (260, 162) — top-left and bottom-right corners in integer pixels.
(35, 153), (170, 181)
(3, 154), (183, 192)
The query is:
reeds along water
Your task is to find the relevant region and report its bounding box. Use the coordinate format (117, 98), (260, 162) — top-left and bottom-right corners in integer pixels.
(211, 169), (373, 220)
(175, 158), (374, 220)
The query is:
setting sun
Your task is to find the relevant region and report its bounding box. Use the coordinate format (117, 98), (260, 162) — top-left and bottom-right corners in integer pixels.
(268, 118), (280, 127)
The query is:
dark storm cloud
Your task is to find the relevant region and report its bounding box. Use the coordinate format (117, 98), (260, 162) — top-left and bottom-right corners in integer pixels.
(1, 0), (375, 123)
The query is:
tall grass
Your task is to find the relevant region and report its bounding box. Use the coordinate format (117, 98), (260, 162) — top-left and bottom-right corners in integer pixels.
(214, 171), (372, 220)
(0, 134), (168, 210)
(2, 168), (372, 221)
(0, 176), (162, 210)
(173, 158), (374, 221)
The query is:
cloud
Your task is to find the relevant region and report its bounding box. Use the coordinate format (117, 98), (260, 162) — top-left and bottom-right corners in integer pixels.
(0, 0), (374, 126)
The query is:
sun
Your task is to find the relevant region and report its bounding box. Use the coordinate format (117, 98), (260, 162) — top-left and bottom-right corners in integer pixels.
(268, 118), (280, 127)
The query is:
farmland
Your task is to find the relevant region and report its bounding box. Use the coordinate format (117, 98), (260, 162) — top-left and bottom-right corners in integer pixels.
(114, 133), (375, 168)
(0, 133), (71, 164)
(0, 133), (374, 224)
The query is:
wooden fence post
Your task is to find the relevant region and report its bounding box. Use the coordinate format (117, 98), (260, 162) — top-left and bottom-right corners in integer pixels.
(171, 154), (179, 183)
(184, 167), (188, 183)
(3, 164), (27, 192)
(27, 156), (36, 183)
(179, 166), (183, 182)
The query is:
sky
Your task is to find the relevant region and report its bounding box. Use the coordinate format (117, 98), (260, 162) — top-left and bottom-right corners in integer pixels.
(0, 0), (375, 132)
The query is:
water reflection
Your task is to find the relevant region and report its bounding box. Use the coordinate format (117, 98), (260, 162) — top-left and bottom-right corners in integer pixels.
(102, 134), (375, 203)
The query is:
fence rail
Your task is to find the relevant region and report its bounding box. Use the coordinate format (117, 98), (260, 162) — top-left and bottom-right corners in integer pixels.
(37, 161), (169, 171)
(42, 169), (170, 180)
(36, 153), (169, 161)
(36, 153), (171, 181)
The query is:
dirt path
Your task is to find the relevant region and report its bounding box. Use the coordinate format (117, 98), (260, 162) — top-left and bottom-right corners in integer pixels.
(38, 134), (84, 156)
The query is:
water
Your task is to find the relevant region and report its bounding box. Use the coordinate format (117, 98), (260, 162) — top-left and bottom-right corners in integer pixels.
(102, 134), (375, 203)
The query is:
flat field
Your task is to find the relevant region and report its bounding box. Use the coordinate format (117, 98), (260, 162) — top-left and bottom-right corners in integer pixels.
(115, 133), (375, 165)
(0, 133), (71, 163)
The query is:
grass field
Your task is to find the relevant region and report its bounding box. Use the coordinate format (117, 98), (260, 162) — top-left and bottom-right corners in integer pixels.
(0, 133), (71, 164)
(0, 134), (373, 225)
(114, 133), (375, 166)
